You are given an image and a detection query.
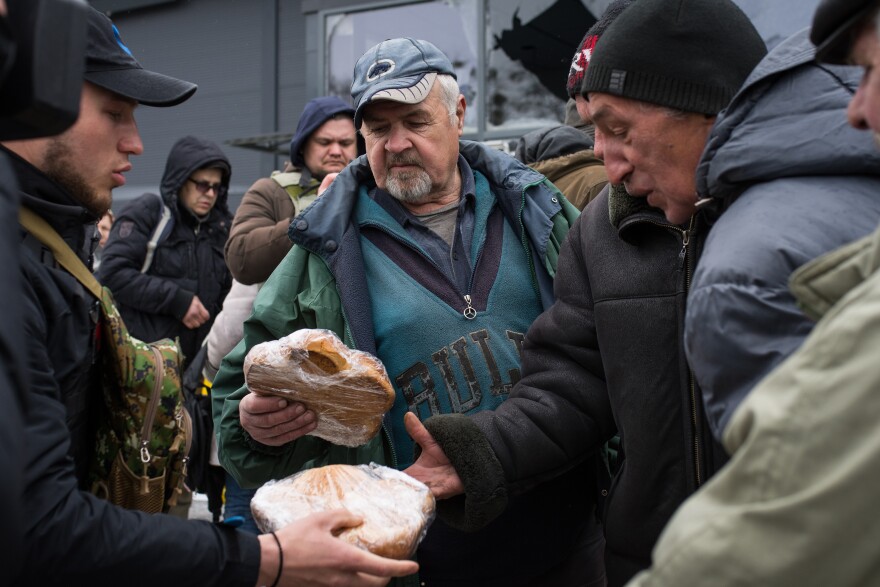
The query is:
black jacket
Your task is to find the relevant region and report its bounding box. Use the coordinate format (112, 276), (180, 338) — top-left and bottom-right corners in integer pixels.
(425, 185), (725, 587)
(0, 151), (27, 584)
(10, 146), (260, 586)
(98, 136), (232, 367)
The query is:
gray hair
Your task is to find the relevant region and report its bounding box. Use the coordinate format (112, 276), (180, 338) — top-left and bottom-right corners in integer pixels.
(435, 74), (461, 126)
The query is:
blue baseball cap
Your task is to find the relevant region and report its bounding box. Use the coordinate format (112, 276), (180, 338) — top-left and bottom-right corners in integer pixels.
(350, 38), (456, 128)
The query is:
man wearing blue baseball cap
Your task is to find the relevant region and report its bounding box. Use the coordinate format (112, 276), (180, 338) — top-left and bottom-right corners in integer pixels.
(214, 37), (606, 586)
(6, 6), (417, 586)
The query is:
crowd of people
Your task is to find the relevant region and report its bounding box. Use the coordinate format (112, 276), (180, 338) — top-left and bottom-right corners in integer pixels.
(5, 0), (880, 585)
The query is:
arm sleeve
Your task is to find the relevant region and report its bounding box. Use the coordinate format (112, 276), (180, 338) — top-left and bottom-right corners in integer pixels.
(20, 269), (259, 587)
(212, 247), (344, 487)
(685, 279), (813, 440)
(97, 197), (193, 320)
(628, 264), (880, 587)
(224, 179), (296, 285)
(205, 280), (260, 380)
(428, 213), (616, 529)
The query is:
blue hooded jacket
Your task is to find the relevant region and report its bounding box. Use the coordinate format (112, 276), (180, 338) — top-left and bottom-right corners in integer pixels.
(288, 96), (355, 168)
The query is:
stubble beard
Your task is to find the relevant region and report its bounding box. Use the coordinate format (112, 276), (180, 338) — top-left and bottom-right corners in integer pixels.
(43, 135), (109, 216)
(384, 154), (433, 204)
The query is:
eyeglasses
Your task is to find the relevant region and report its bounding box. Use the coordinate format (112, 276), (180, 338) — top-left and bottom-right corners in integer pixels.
(187, 178), (226, 196)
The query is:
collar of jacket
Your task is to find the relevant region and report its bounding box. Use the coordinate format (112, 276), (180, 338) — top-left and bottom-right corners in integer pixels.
(529, 149), (602, 183)
(4, 145), (97, 261)
(288, 139), (562, 261)
(608, 182), (701, 243)
(789, 227), (880, 321)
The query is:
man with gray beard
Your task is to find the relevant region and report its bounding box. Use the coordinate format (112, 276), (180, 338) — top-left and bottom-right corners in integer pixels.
(213, 38), (606, 587)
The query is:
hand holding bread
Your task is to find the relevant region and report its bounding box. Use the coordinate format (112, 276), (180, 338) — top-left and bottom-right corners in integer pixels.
(243, 329), (395, 447)
(252, 464), (436, 560)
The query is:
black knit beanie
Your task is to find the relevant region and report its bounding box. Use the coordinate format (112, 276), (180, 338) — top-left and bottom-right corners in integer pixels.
(582, 0), (767, 115)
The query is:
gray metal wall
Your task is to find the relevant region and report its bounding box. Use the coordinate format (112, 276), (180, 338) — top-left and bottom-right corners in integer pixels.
(95, 0), (824, 211)
(97, 0), (307, 209)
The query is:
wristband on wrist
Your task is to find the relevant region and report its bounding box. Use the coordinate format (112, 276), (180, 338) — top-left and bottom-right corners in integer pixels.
(269, 531), (283, 587)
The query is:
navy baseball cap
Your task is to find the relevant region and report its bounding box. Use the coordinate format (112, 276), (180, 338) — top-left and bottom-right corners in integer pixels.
(351, 37), (456, 128)
(811, 0), (879, 64)
(84, 8), (196, 107)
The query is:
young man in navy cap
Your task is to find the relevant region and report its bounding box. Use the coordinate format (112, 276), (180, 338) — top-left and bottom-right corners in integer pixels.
(214, 37), (606, 587)
(7, 7), (417, 586)
(622, 1), (880, 585)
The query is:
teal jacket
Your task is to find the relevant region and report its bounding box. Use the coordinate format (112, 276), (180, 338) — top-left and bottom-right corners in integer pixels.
(213, 140), (578, 485)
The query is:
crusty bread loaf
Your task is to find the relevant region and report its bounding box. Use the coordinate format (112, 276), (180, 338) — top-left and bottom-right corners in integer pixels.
(243, 329), (395, 447)
(251, 464), (436, 559)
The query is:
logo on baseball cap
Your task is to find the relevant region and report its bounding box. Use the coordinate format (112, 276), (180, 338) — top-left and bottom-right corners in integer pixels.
(350, 37), (456, 127)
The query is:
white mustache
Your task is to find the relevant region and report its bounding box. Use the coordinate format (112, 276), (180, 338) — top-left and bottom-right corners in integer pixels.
(386, 154), (423, 169)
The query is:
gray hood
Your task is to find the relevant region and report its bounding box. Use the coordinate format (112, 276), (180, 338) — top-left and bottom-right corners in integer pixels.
(696, 28), (880, 205)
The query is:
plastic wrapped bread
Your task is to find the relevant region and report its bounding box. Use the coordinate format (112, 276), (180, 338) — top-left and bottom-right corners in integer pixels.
(251, 464), (436, 559)
(243, 329), (395, 447)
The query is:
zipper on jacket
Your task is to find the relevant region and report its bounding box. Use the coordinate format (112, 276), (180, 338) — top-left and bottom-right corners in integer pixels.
(139, 345), (165, 494)
(639, 214), (704, 487)
(682, 215), (703, 488)
(518, 185), (541, 301)
(363, 221), (476, 317)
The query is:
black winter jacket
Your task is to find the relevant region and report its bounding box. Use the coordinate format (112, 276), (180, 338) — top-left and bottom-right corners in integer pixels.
(1, 151), (27, 581)
(425, 185), (726, 587)
(98, 136), (232, 367)
(11, 147), (259, 586)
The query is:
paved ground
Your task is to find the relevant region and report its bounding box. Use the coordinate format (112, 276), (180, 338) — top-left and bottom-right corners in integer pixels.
(189, 492), (215, 521)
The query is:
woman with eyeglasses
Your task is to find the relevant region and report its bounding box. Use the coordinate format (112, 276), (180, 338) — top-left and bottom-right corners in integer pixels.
(98, 135), (233, 376)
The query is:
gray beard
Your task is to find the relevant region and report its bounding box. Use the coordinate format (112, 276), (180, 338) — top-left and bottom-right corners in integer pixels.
(385, 168), (432, 204)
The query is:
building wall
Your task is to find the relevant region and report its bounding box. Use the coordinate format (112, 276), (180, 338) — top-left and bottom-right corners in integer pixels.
(98, 0), (302, 208)
(95, 0), (824, 210)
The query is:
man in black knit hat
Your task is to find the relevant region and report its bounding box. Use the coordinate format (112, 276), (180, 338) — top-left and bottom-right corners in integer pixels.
(404, 0), (766, 585)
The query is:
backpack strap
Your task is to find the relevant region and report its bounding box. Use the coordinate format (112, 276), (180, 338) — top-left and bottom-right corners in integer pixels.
(19, 206), (102, 300)
(140, 194), (173, 273)
(271, 170), (319, 213)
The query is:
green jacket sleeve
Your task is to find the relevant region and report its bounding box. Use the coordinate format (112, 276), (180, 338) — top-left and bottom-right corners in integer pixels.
(211, 245), (346, 487)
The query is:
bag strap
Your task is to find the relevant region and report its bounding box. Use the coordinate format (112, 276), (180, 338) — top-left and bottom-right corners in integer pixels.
(19, 206), (102, 300)
(140, 194), (172, 273)
(271, 171), (319, 206)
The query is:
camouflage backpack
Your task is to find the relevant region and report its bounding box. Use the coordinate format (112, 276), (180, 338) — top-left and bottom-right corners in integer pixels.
(19, 207), (190, 514)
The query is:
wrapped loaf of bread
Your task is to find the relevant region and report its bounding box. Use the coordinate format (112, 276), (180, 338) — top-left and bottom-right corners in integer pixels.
(243, 329), (395, 447)
(251, 464), (436, 559)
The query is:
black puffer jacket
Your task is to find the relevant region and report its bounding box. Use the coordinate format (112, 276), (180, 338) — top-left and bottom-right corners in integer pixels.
(11, 146), (259, 586)
(99, 136), (232, 367)
(425, 186), (725, 587)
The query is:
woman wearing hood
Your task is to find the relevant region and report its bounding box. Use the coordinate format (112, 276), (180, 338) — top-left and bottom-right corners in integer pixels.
(98, 135), (233, 371)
